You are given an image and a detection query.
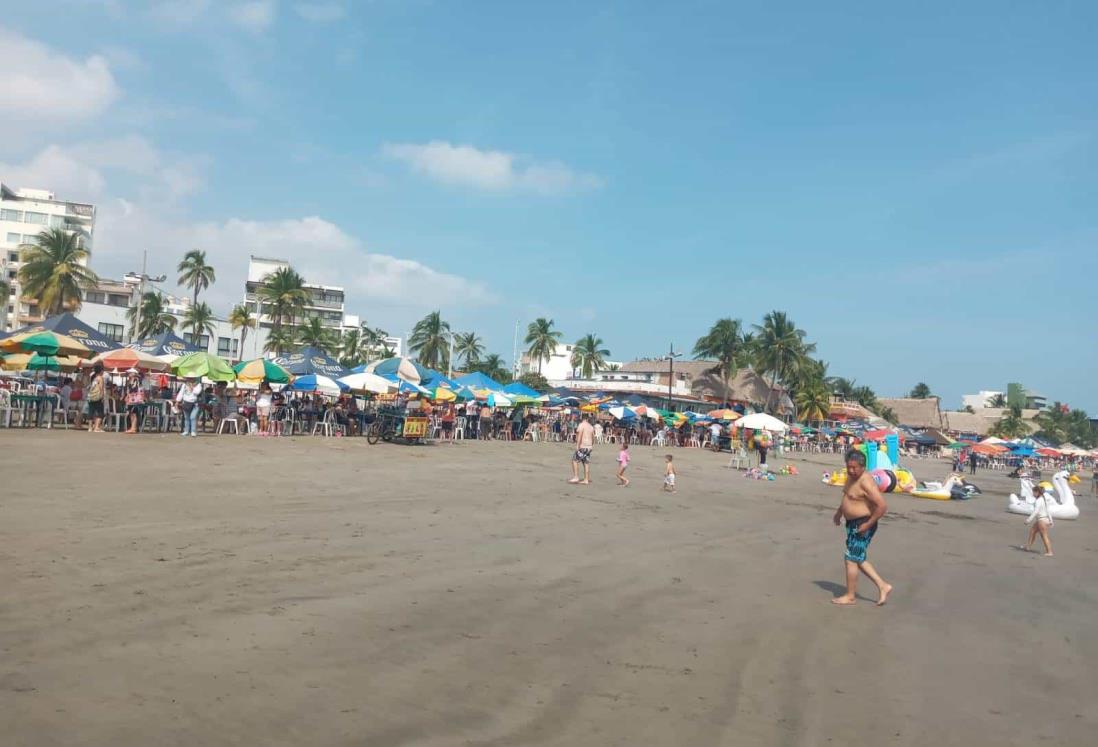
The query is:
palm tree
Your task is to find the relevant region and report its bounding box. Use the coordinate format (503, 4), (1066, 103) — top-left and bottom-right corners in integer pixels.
(473, 353), (510, 382)
(0, 279), (8, 329)
(879, 406), (898, 424)
(297, 316), (335, 353)
(752, 311), (815, 412)
(570, 334), (610, 379)
(909, 382), (933, 399)
(454, 331), (484, 369)
(182, 302), (216, 350)
(126, 292), (177, 338)
(176, 249), (216, 307)
(338, 328), (364, 368)
(988, 393), (1007, 408)
(363, 326), (390, 363)
(17, 229), (98, 316)
(264, 326), (296, 355)
(795, 383), (831, 423)
(692, 318), (750, 406)
(828, 376), (857, 401)
(408, 310), (450, 369)
(229, 303), (255, 361)
(990, 405), (1029, 439)
(524, 318), (562, 374)
(257, 266), (308, 333)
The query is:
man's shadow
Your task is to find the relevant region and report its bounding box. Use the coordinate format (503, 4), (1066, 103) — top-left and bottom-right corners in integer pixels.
(812, 580), (872, 602)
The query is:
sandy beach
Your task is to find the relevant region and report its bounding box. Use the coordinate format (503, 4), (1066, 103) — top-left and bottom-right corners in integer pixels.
(2, 431), (1096, 746)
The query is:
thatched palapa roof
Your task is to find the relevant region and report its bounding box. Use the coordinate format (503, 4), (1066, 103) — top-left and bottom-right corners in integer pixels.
(877, 397), (943, 429)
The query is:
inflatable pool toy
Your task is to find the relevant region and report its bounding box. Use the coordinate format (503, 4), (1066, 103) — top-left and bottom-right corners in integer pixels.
(823, 467), (916, 493)
(911, 474), (981, 500)
(1007, 470), (1079, 520)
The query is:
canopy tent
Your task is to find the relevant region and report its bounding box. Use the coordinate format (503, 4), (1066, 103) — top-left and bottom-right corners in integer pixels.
(502, 381), (541, 398)
(289, 374), (347, 396)
(171, 352), (236, 382)
(454, 386), (479, 402)
(337, 371), (397, 394)
(735, 412), (789, 432)
(487, 392), (512, 407)
(454, 371), (504, 391)
(274, 346), (348, 377)
(360, 357), (429, 384)
(420, 369), (460, 389)
(234, 358), (293, 385)
(3, 312), (120, 354)
(127, 331), (199, 360)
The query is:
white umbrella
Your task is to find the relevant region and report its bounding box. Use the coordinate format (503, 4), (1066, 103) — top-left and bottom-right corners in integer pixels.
(338, 371), (397, 394)
(487, 392), (512, 407)
(736, 412), (789, 432)
(608, 405), (636, 419)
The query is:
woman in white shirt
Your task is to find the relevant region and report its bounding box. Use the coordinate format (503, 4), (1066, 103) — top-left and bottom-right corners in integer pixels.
(176, 377), (203, 437)
(256, 384), (273, 434)
(1021, 485), (1054, 556)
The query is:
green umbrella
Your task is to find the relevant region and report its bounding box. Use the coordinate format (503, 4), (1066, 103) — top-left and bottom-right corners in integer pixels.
(947, 442), (967, 450)
(171, 351), (236, 382)
(233, 358), (293, 384)
(27, 353), (62, 372)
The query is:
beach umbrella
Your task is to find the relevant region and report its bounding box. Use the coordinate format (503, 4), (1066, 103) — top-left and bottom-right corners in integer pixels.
(360, 356), (428, 384)
(452, 386), (478, 401)
(502, 381), (541, 398)
(0, 330), (93, 358)
(1, 352), (75, 372)
(90, 347), (170, 372)
(428, 386), (458, 402)
(234, 358), (294, 384)
(608, 405), (637, 420)
(171, 351), (236, 382)
(707, 408), (741, 421)
(736, 412), (789, 432)
(487, 392), (513, 407)
(454, 371), (505, 391)
(289, 374), (347, 395)
(127, 331), (200, 361)
(274, 346), (348, 377)
(338, 371), (396, 394)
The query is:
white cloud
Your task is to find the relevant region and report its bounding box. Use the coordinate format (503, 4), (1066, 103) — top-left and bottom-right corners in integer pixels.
(381, 140), (603, 194)
(0, 146), (107, 198)
(294, 2), (345, 22)
(0, 27), (119, 133)
(229, 0), (277, 33)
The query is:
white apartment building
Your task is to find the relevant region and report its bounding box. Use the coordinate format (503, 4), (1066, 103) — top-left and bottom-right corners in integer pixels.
(961, 390), (1005, 410)
(519, 341), (622, 381)
(243, 256), (345, 331)
(1, 183), (95, 331)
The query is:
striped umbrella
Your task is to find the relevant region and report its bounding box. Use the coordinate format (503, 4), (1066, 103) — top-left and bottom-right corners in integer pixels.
(90, 347), (170, 372)
(234, 358), (294, 384)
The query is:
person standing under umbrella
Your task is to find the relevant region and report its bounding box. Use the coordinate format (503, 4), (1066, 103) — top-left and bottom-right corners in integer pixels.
(85, 362), (106, 433)
(176, 376), (202, 437)
(123, 371), (147, 434)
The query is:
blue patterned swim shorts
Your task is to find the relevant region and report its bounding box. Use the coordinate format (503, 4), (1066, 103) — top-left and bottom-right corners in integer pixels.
(845, 516), (877, 563)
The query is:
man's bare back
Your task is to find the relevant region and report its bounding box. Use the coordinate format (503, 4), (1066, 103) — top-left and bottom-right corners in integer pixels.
(576, 421), (594, 449)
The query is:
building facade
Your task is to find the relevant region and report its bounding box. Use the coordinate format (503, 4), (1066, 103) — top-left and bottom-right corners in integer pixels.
(1, 183), (96, 331)
(243, 256), (345, 332)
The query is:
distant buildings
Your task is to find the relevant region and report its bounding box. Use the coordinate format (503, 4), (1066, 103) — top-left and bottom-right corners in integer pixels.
(961, 383), (1046, 412)
(1, 183), (96, 331)
(243, 256), (345, 333)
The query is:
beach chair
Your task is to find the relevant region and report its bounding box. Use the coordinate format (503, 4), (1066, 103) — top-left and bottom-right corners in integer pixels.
(0, 390), (14, 428)
(312, 409), (344, 437)
(727, 446), (749, 470)
(104, 399), (127, 432)
(454, 416), (465, 440)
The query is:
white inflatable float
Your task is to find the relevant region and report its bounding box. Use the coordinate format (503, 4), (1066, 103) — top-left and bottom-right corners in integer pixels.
(1007, 470), (1080, 520)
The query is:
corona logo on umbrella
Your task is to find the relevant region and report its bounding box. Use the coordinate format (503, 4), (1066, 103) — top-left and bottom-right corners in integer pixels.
(311, 356), (326, 367)
(142, 338), (158, 346)
(166, 342), (186, 351)
(68, 329), (89, 339)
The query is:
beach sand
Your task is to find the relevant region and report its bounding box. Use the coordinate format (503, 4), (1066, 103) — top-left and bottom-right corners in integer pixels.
(2, 431), (1096, 746)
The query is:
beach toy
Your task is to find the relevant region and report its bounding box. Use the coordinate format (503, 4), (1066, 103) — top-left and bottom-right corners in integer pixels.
(1007, 470), (1079, 520)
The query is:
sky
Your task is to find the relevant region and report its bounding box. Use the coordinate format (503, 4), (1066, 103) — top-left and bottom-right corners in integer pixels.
(1, 1), (1095, 410)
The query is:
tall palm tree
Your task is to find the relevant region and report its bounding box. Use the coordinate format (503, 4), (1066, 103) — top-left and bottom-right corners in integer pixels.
(828, 376), (857, 401)
(363, 326), (390, 363)
(297, 316), (335, 353)
(909, 382), (933, 399)
(408, 310), (450, 369)
(176, 249), (216, 307)
(524, 318), (562, 374)
(752, 311), (815, 412)
(264, 326), (296, 355)
(692, 317), (750, 405)
(182, 302), (216, 350)
(795, 383), (831, 423)
(454, 332), (484, 369)
(17, 229), (98, 316)
(570, 334), (610, 379)
(229, 303), (255, 361)
(0, 279), (9, 330)
(473, 353), (510, 382)
(990, 405), (1029, 439)
(852, 385), (879, 413)
(257, 266), (308, 333)
(126, 292), (177, 338)
(988, 393), (1007, 408)
(338, 328), (364, 368)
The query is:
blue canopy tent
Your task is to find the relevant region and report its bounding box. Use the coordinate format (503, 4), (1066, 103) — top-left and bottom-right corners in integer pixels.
(127, 331), (199, 358)
(454, 371), (504, 391)
(7, 312), (121, 353)
(502, 381), (540, 398)
(421, 369), (460, 389)
(274, 346), (348, 377)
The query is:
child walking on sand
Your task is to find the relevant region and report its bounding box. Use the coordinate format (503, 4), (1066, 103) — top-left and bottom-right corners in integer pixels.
(663, 454), (676, 493)
(616, 442), (631, 487)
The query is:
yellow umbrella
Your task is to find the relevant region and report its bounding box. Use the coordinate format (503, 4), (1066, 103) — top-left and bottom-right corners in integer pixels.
(1, 352), (82, 372)
(429, 386), (457, 402)
(0, 330), (93, 358)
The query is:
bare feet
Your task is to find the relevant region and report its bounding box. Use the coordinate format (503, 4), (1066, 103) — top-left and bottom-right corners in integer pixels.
(831, 595), (856, 606)
(876, 583), (893, 606)
(579, 480), (590, 485)
(567, 478), (580, 484)
(1018, 545), (1030, 552)
(1044, 552), (1054, 557)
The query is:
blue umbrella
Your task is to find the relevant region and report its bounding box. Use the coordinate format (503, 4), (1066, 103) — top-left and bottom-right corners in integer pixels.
(502, 381), (540, 398)
(274, 346), (348, 377)
(289, 374), (348, 394)
(453, 371), (505, 391)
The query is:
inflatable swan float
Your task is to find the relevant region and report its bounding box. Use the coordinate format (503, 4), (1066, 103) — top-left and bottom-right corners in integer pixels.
(910, 474), (981, 501)
(1007, 470), (1079, 520)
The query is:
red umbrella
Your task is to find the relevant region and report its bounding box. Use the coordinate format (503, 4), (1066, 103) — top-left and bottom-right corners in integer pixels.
(87, 347), (170, 372)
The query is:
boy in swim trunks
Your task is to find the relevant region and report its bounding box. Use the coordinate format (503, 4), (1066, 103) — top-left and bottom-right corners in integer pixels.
(569, 416), (595, 485)
(663, 454), (676, 493)
(831, 449), (892, 606)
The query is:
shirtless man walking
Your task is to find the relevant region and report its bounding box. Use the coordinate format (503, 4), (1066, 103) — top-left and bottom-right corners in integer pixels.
(569, 415), (596, 485)
(831, 449), (893, 606)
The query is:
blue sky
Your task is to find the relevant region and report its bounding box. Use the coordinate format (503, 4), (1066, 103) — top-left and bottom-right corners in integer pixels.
(2, 1), (1095, 410)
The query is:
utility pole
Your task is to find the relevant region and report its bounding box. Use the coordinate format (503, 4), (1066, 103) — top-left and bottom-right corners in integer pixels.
(512, 320), (520, 380)
(128, 250), (166, 343)
(664, 342), (682, 412)
(447, 331), (455, 380)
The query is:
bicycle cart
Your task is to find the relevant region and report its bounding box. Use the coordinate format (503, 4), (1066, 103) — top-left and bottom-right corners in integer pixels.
(366, 404), (430, 445)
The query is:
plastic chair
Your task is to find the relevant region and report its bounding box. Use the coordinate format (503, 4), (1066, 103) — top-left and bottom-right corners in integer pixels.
(48, 395), (69, 429)
(217, 417), (240, 435)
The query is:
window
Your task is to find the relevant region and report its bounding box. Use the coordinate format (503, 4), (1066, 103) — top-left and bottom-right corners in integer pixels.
(22, 234), (39, 245)
(184, 333), (211, 349)
(24, 212), (48, 225)
(49, 215), (67, 229)
(1, 209), (23, 222)
(108, 294), (129, 307)
(7, 251), (17, 262)
(217, 337), (238, 358)
(7, 270), (15, 280)
(6, 234), (21, 245)
(84, 291), (105, 305)
(98, 323), (124, 343)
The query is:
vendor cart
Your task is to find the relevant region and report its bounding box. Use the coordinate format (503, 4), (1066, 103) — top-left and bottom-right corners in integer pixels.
(366, 404), (430, 444)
